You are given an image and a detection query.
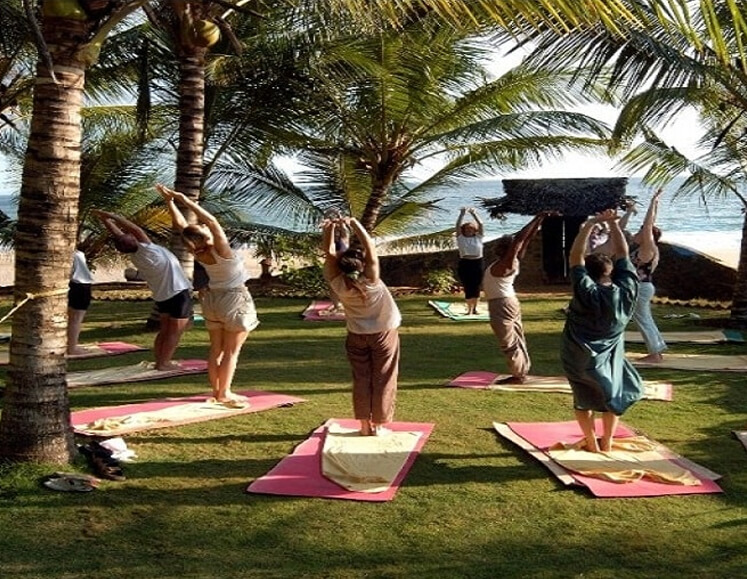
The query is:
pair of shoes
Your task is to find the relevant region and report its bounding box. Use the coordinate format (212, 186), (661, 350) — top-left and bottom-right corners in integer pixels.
(79, 442), (126, 481)
(494, 375), (526, 385)
(42, 472), (100, 492)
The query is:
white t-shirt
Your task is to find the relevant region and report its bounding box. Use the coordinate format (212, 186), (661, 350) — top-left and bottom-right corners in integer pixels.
(328, 275), (401, 334)
(130, 242), (191, 302)
(71, 250), (94, 284)
(201, 249), (248, 290)
(456, 235), (483, 258)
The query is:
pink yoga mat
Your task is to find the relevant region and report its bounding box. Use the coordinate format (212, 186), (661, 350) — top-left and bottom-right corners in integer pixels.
(69, 341), (147, 359)
(449, 371), (673, 401)
(246, 418), (434, 502)
(500, 420), (722, 498)
(301, 301), (346, 322)
(72, 390), (306, 436)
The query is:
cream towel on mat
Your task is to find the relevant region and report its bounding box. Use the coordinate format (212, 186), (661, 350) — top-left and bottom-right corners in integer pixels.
(548, 436), (701, 485)
(321, 423), (422, 493)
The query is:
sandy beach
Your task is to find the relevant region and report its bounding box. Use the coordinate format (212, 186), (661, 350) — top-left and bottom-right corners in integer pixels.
(0, 248), (267, 287)
(0, 235), (739, 288)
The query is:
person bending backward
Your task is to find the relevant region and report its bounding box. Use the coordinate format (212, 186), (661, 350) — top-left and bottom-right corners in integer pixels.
(157, 184), (259, 406)
(322, 217), (402, 436)
(93, 209), (192, 370)
(629, 189), (667, 363)
(561, 210), (644, 453)
(483, 213), (548, 384)
(455, 207), (485, 315)
(68, 248), (94, 355)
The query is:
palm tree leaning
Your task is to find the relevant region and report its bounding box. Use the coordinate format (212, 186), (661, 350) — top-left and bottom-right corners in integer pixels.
(211, 18), (612, 246)
(519, 1), (747, 327)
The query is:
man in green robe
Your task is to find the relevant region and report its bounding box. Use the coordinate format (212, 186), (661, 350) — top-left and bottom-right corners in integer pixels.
(561, 209), (643, 452)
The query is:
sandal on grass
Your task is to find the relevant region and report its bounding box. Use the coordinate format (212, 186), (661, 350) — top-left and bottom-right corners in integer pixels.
(41, 473), (99, 492)
(78, 442), (126, 482)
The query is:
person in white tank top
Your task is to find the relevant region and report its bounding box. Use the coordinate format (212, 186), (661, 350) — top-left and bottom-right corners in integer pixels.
(322, 216), (401, 437)
(455, 207), (485, 315)
(483, 213), (548, 384)
(158, 184), (259, 408)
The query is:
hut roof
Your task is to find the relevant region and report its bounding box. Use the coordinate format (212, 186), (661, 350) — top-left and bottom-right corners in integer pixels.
(481, 177), (630, 218)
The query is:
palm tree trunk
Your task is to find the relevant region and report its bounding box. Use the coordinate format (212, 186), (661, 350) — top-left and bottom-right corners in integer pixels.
(0, 17), (92, 463)
(360, 178), (393, 232)
(146, 47), (206, 330)
(172, 48), (207, 281)
(729, 213), (747, 328)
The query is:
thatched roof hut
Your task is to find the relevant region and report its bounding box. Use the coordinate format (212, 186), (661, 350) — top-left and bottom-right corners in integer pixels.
(481, 177), (630, 218)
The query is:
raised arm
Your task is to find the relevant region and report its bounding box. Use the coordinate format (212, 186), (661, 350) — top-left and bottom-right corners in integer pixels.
(92, 209), (150, 243)
(637, 189), (662, 263)
(455, 207), (467, 235)
(347, 217), (379, 282)
(321, 220), (341, 280)
(605, 211), (629, 259)
(570, 217), (601, 267)
(618, 199), (637, 232)
(156, 184), (231, 256)
(156, 184), (189, 231)
(469, 208), (484, 236)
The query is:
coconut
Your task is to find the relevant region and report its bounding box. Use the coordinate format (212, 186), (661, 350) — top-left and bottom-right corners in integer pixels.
(190, 20), (221, 48)
(41, 0), (87, 19)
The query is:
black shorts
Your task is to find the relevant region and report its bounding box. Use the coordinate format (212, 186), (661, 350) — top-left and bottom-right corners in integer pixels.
(155, 289), (192, 319)
(68, 282), (92, 311)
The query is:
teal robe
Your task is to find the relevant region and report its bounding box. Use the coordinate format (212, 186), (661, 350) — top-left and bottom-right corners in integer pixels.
(561, 258), (643, 415)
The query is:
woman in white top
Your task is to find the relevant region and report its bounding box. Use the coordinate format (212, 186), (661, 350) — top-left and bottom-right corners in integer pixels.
(68, 248), (95, 355)
(483, 213), (547, 384)
(322, 216), (401, 436)
(455, 207), (484, 315)
(158, 184), (259, 407)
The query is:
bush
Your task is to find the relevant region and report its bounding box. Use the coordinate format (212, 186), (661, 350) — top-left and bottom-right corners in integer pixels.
(423, 268), (458, 294)
(278, 263), (328, 297)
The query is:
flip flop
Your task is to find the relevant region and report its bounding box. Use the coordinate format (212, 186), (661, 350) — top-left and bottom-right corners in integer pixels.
(41, 473), (98, 492)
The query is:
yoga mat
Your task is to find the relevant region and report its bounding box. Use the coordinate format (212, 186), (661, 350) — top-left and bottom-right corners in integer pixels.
(72, 390), (306, 436)
(428, 300), (489, 321)
(733, 430), (747, 453)
(625, 329), (744, 344)
(0, 341), (147, 366)
(494, 420), (722, 498)
(301, 300), (346, 321)
(629, 353), (747, 372)
(449, 371), (672, 402)
(67, 359), (208, 388)
(246, 418), (433, 501)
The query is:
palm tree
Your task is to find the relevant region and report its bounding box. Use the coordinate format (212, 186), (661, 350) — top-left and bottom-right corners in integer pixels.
(518, 1), (747, 326)
(210, 19), (612, 240)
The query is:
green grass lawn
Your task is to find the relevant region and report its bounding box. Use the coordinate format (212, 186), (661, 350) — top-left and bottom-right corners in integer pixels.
(0, 294), (745, 579)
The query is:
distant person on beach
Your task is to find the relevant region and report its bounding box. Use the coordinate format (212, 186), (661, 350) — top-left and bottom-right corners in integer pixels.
(628, 189), (667, 363)
(322, 216), (401, 436)
(67, 248), (94, 355)
(455, 207), (484, 315)
(561, 209), (643, 452)
(483, 213), (548, 384)
(158, 184), (259, 407)
(93, 209), (192, 370)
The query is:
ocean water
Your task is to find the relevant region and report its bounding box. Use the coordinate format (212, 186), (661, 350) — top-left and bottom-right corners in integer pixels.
(0, 175), (742, 255)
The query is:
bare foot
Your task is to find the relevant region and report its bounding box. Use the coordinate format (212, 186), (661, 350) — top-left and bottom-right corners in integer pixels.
(359, 420), (373, 436)
(372, 424), (392, 436)
(68, 346), (95, 356)
(639, 353), (664, 363)
(599, 437), (613, 452)
(156, 361), (182, 371)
